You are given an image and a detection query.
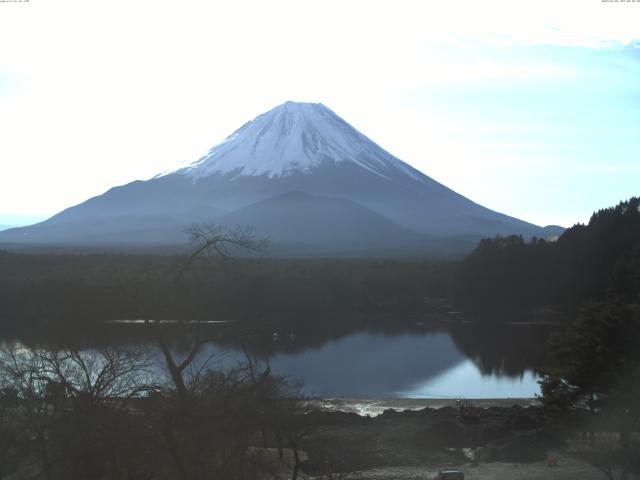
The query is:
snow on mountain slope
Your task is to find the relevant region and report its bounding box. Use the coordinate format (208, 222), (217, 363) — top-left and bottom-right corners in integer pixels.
(174, 101), (421, 182)
(0, 100), (563, 253)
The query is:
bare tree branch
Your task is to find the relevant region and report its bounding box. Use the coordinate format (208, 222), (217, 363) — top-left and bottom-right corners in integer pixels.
(175, 224), (269, 283)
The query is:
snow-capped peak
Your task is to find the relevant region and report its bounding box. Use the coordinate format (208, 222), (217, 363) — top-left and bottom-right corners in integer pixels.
(173, 101), (421, 181)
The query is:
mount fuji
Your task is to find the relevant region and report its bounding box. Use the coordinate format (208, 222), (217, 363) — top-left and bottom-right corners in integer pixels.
(0, 101), (562, 256)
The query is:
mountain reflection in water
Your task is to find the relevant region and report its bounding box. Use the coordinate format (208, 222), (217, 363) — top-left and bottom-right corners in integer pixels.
(3, 321), (549, 399)
(265, 331), (465, 397)
(201, 325), (546, 398)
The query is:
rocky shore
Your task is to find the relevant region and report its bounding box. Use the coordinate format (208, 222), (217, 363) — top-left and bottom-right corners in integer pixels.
(287, 400), (636, 480)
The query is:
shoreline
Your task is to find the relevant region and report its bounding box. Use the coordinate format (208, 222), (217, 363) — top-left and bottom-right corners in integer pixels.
(313, 396), (539, 416)
(298, 395), (612, 480)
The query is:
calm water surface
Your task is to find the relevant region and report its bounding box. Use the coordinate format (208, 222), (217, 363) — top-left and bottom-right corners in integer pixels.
(3, 323), (546, 399)
(206, 328), (542, 399)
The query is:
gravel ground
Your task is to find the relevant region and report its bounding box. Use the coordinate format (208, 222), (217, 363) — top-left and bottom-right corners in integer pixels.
(294, 401), (639, 480)
(358, 454), (631, 479)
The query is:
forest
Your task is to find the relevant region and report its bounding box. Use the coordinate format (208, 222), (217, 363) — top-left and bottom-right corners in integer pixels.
(1, 198), (639, 479)
(454, 197), (640, 316)
(456, 198), (640, 465)
(0, 250), (455, 338)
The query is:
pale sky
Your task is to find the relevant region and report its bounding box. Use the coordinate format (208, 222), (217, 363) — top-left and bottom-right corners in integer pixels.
(1, 0), (639, 228)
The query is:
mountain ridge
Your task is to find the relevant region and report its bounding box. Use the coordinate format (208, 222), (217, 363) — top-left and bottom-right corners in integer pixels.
(0, 101), (564, 256)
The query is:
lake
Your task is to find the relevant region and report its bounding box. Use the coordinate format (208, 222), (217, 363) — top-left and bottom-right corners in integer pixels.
(184, 323), (546, 399)
(1, 320), (548, 400)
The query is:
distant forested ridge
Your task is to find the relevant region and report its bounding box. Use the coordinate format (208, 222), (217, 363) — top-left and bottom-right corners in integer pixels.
(454, 197), (640, 316)
(0, 254), (454, 336)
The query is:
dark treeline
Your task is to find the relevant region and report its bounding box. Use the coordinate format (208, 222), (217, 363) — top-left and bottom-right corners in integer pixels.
(454, 197), (640, 470)
(454, 197), (640, 316)
(0, 250), (455, 335)
(447, 323), (551, 377)
(3, 197), (638, 333)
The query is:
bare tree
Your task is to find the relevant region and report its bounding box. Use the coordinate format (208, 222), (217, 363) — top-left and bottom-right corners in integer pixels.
(175, 223), (269, 283)
(0, 345), (60, 480)
(152, 222), (268, 402)
(38, 347), (152, 407)
(0, 371), (19, 479)
(310, 441), (367, 480)
(0, 344), (153, 480)
(145, 340), (276, 480)
(261, 386), (320, 480)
